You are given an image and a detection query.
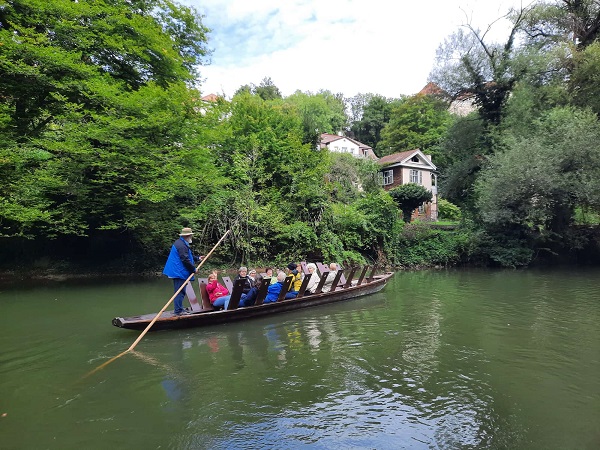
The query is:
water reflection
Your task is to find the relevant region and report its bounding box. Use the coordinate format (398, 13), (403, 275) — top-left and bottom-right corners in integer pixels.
(129, 293), (517, 448)
(1, 271), (599, 449)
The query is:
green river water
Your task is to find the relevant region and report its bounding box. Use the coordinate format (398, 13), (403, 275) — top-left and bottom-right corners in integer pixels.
(1, 268), (599, 449)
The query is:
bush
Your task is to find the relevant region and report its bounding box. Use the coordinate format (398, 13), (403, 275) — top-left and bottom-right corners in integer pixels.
(438, 198), (461, 221)
(393, 223), (471, 267)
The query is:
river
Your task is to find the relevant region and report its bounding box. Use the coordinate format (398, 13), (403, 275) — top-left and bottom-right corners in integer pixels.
(1, 268), (599, 449)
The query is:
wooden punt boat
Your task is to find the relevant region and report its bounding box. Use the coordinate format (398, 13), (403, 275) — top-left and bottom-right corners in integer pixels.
(112, 266), (394, 331)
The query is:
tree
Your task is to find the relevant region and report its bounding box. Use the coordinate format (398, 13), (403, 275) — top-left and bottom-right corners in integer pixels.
(475, 106), (600, 265)
(0, 0), (213, 252)
(570, 41), (600, 115)
(378, 94), (451, 156)
(346, 93), (375, 124)
(436, 114), (486, 207)
(254, 77), (282, 101)
(521, 0), (600, 50)
(351, 94), (402, 150)
(233, 77), (283, 101)
(285, 90), (347, 146)
(389, 184), (433, 223)
(430, 7), (532, 127)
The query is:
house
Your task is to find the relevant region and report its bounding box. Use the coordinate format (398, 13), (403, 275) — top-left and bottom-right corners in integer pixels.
(319, 133), (378, 160)
(198, 93), (229, 118)
(417, 82), (476, 117)
(378, 149), (438, 221)
(200, 93), (220, 102)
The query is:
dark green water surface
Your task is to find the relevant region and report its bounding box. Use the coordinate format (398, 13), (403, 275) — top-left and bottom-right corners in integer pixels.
(1, 269), (599, 449)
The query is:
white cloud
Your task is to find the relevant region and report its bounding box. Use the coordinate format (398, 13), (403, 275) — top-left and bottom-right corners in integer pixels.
(181, 0), (524, 99)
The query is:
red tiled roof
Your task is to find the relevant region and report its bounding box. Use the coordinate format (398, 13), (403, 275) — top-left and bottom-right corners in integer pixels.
(377, 150), (420, 165)
(320, 133), (343, 145)
(201, 93), (220, 102)
(418, 82), (449, 97)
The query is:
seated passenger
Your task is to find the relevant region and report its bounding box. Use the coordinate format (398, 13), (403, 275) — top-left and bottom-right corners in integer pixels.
(206, 272), (230, 309)
(234, 266), (254, 294)
(284, 262), (303, 299)
(321, 263), (339, 293)
(304, 263), (321, 294)
(248, 269), (257, 287)
(237, 274), (262, 307)
(265, 267), (278, 285)
(225, 275), (262, 309)
(264, 271), (286, 303)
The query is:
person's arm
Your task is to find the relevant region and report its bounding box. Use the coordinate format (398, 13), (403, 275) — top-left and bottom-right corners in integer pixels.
(206, 280), (216, 295)
(322, 271), (336, 291)
(307, 274), (320, 292)
(218, 283), (229, 296)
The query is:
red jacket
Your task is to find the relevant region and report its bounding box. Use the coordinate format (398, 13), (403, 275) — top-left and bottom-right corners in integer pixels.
(206, 280), (229, 304)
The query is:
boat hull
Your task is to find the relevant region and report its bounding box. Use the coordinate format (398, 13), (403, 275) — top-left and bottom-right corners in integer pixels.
(112, 272), (393, 331)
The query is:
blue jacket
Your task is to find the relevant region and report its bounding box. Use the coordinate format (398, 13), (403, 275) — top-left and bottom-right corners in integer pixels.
(162, 237), (196, 280)
(264, 281), (283, 303)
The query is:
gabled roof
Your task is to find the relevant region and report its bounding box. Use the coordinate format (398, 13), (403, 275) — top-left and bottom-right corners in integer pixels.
(319, 133), (373, 150)
(418, 82), (449, 98)
(319, 133), (378, 160)
(377, 149), (437, 171)
(201, 93), (220, 102)
(416, 81), (452, 101)
(320, 133), (344, 146)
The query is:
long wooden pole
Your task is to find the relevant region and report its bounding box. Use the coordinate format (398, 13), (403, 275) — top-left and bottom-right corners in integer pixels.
(83, 229), (230, 378)
(127, 229), (230, 351)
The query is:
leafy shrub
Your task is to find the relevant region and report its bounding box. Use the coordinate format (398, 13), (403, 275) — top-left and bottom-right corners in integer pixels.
(438, 198), (461, 221)
(393, 223), (471, 267)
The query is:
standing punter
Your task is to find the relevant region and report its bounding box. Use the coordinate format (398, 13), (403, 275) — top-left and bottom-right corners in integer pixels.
(163, 227), (199, 315)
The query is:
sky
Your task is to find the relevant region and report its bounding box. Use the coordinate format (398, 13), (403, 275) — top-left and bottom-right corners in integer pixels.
(181, 0), (525, 99)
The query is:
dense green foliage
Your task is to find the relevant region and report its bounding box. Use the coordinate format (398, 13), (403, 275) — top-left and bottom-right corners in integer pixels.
(392, 223), (470, 267)
(349, 94), (403, 152)
(0, 0), (214, 257)
(2, 0), (600, 272)
(428, 0), (600, 266)
(437, 198), (461, 221)
(284, 90), (347, 147)
(378, 94), (452, 156)
(389, 184), (433, 223)
(0, 0), (400, 272)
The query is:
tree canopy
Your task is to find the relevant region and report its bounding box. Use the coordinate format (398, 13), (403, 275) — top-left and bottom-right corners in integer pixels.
(3, 0), (600, 271)
(389, 184), (433, 223)
(378, 94), (452, 156)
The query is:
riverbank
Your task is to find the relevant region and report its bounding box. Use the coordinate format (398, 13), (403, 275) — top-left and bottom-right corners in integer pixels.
(2, 224), (599, 286)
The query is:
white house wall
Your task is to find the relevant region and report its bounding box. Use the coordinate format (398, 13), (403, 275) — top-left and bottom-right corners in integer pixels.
(402, 167), (437, 220)
(401, 167), (433, 190)
(326, 138), (360, 157)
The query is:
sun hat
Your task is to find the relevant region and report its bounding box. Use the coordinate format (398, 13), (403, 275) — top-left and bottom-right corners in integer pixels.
(179, 227), (194, 236)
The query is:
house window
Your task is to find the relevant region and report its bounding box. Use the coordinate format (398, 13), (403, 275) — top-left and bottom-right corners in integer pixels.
(418, 204), (425, 213)
(410, 169), (422, 184)
(342, 146), (347, 153)
(380, 169), (393, 186)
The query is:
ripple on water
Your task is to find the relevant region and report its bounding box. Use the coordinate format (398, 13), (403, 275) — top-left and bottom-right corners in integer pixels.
(0, 335), (68, 375)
